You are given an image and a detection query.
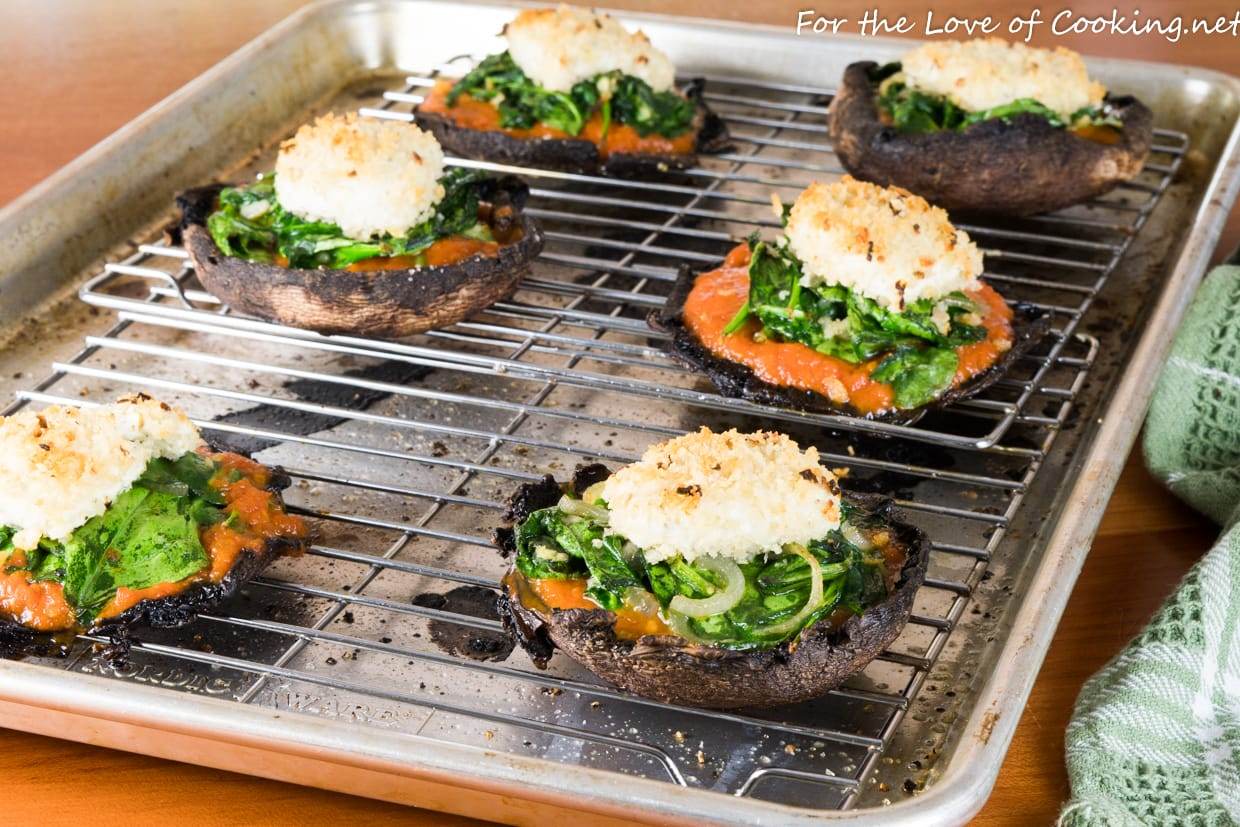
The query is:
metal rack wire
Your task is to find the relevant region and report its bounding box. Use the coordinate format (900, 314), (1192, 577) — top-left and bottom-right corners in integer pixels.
(6, 69), (1186, 811)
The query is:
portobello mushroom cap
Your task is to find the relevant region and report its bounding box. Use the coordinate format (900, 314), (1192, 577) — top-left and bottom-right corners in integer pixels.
(0, 455), (308, 659)
(651, 261), (1051, 425)
(827, 61), (1155, 216)
(177, 176), (544, 338)
(495, 464), (929, 709)
(415, 79), (733, 177)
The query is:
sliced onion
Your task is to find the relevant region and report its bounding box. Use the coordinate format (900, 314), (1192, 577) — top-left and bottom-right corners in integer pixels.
(841, 521), (872, 551)
(622, 587), (660, 617)
(669, 556), (745, 618)
(665, 609), (709, 644)
(239, 198), (270, 219)
(619, 541), (642, 568)
(753, 544), (825, 638)
(581, 480), (607, 504)
(558, 495), (609, 525)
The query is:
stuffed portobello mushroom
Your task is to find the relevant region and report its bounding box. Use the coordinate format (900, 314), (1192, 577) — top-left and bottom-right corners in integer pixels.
(827, 38), (1154, 215)
(415, 5), (731, 176)
(0, 395), (309, 656)
(655, 177), (1048, 422)
(497, 428), (928, 709)
(179, 113), (544, 338)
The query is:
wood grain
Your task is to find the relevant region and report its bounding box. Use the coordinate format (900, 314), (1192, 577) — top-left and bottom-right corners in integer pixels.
(0, 1), (1234, 825)
(971, 455), (1215, 825)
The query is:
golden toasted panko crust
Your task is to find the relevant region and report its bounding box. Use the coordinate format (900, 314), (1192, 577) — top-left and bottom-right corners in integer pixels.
(274, 113), (445, 240)
(900, 37), (1105, 120)
(785, 176), (982, 311)
(600, 428), (841, 563)
(0, 395), (202, 549)
(506, 5), (675, 93)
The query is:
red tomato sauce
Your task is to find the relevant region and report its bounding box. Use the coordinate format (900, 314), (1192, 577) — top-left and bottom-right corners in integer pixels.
(271, 233), (503, 272)
(419, 79), (697, 158)
(512, 573), (672, 640)
(683, 244), (1015, 417)
(1071, 124), (1122, 145)
(342, 236), (502, 271)
(0, 553), (76, 632)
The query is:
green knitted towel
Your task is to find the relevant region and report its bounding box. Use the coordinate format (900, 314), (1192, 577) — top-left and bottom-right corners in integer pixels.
(1061, 265), (1240, 826)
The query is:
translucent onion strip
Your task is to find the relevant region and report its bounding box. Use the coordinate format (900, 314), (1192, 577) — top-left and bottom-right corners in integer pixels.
(622, 586), (661, 618)
(668, 556), (745, 618)
(841, 521), (872, 551)
(557, 495), (609, 525)
(665, 610), (709, 644)
(619, 541), (642, 568)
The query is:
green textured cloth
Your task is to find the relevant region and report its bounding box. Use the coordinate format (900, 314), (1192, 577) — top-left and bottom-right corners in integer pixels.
(1062, 266), (1240, 826)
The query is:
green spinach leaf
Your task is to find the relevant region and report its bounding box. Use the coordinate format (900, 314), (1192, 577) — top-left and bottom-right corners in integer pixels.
(448, 51), (591, 134)
(2, 454), (225, 626)
(1, 536), (67, 582)
(140, 452), (224, 505)
(961, 97), (1064, 129)
(731, 238), (986, 408)
(0, 526), (13, 569)
(608, 73), (695, 138)
(60, 485), (212, 625)
(512, 505), (641, 609)
(511, 496), (896, 650)
(513, 507), (589, 581)
(207, 167), (492, 269)
(879, 83), (967, 133)
(581, 534), (642, 611)
(446, 51), (695, 139)
(875, 64), (1119, 135)
(870, 346), (959, 409)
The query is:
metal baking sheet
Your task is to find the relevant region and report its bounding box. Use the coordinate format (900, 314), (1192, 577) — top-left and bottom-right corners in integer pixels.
(0, 2), (1238, 824)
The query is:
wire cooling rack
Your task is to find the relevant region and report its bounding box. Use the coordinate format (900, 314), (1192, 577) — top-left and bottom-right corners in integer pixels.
(6, 67), (1185, 810)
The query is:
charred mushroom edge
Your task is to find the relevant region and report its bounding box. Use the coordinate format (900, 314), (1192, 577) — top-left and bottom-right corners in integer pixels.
(827, 61), (1155, 216)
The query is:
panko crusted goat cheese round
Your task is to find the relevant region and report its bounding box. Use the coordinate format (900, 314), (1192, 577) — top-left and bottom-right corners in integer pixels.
(274, 113), (446, 241)
(599, 428), (841, 564)
(900, 38), (1105, 121)
(505, 5), (675, 93)
(0, 395), (203, 550)
(785, 177), (983, 312)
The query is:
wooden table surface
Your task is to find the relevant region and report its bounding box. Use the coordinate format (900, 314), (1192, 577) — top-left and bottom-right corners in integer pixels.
(1, 2), (1236, 824)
